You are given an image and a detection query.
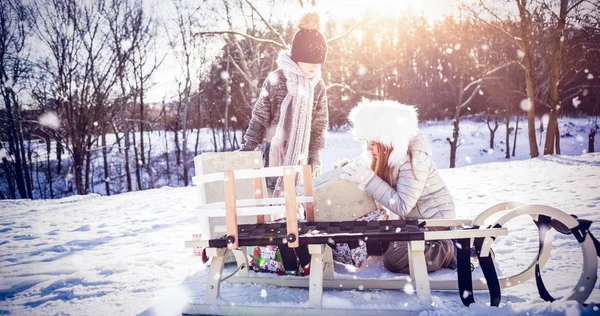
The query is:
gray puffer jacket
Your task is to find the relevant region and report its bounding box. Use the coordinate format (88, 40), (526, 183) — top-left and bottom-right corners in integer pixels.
(363, 131), (456, 220)
(240, 69), (329, 176)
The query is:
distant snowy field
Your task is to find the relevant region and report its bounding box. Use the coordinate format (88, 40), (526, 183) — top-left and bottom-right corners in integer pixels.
(1, 117), (600, 315)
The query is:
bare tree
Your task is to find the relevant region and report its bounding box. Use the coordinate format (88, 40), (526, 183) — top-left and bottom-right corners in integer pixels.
(468, 0), (541, 158)
(543, 0), (586, 155)
(1, 0), (34, 199)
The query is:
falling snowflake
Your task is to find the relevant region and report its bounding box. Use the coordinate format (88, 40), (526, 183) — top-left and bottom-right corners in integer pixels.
(39, 112), (61, 130)
(358, 285), (364, 291)
(105, 177), (110, 183)
(572, 96), (581, 108)
(326, 199), (332, 206)
(445, 48), (453, 54)
(584, 69), (589, 73)
(462, 290), (471, 299)
(454, 44), (461, 51)
(520, 99), (531, 111)
(465, 156), (472, 164)
(260, 88), (269, 98)
(230, 116), (237, 123)
(395, 227), (402, 233)
(260, 289), (268, 298)
(328, 237), (335, 244)
(587, 73), (594, 80)
(358, 65), (368, 76)
(488, 149), (494, 155)
(3, 78), (14, 90)
(121, 40), (132, 51)
(220, 71), (230, 81)
(542, 114), (550, 126)
(517, 49), (525, 58)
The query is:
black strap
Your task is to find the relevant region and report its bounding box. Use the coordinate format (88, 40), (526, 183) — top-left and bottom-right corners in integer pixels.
(456, 238), (475, 306)
(474, 237), (501, 306)
(533, 215), (555, 302)
(533, 215), (600, 303)
(456, 236), (501, 307)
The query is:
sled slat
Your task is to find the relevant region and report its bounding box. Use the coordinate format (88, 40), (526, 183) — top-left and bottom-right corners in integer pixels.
(198, 197), (313, 210)
(303, 165), (315, 222)
(253, 169), (265, 224)
(193, 165), (305, 184)
(424, 228), (507, 240)
(284, 167), (299, 248)
(224, 171), (238, 249)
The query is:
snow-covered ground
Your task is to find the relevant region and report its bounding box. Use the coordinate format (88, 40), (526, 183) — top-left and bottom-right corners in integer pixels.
(1, 117), (600, 315)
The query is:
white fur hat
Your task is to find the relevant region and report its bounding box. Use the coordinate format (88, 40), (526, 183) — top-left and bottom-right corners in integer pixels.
(348, 98), (419, 167)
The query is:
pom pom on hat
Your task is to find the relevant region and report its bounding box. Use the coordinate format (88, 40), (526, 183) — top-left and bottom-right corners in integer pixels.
(298, 12), (321, 31)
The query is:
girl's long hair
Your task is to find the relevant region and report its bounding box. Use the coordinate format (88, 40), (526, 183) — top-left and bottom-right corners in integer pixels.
(370, 142), (417, 186)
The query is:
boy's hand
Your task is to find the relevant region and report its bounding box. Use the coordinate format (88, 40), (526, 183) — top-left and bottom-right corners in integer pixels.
(331, 158), (351, 169)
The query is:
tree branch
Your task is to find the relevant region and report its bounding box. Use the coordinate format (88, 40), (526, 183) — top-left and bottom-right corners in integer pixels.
(242, 0), (288, 49)
(327, 18), (364, 44)
(194, 30), (287, 49)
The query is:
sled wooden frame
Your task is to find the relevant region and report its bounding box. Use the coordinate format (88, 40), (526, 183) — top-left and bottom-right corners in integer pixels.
(183, 167), (599, 316)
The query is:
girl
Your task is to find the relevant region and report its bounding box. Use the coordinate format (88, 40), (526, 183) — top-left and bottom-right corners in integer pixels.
(241, 11), (329, 197)
(241, 11), (329, 276)
(338, 98), (457, 273)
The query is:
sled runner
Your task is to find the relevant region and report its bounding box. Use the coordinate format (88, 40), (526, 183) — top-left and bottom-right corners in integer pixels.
(183, 164), (600, 316)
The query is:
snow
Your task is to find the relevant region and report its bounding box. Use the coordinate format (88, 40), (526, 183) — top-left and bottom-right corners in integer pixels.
(1, 118), (600, 315)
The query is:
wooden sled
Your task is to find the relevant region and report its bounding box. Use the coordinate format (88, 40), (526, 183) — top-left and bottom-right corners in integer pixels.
(183, 165), (599, 315)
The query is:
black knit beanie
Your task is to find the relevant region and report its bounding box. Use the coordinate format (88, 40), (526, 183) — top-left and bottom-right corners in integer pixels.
(290, 12), (327, 64)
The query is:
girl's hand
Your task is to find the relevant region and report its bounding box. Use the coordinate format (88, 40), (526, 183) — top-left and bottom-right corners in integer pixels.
(340, 162), (375, 188)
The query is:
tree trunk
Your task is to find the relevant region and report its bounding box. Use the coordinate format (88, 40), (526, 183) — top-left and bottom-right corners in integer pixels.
(513, 116), (519, 157)
(73, 150), (85, 195)
(124, 128), (132, 192)
(543, 0), (568, 155)
(45, 135), (54, 199)
(195, 127), (201, 157)
(15, 99), (33, 198)
(56, 137), (62, 175)
(182, 97), (189, 186)
(174, 121), (181, 166)
(517, 0), (539, 158)
(84, 138), (93, 194)
(555, 124), (561, 155)
(487, 115), (499, 149)
(162, 103), (170, 178)
(3, 90), (28, 198)
(132, 127), (142, 190)
(1, 141), (16, 199)
(102, 131), (110, 196)
(139, 85), (145, 166)
(590, 127), (596, 153)
(505, 117), (511, 159)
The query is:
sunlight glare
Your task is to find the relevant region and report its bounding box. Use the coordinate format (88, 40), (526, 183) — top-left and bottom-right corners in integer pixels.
(324, 0), (454, 22)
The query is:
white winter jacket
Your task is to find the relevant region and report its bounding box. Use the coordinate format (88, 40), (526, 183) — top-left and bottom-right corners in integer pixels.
(363, 131), (456, 220)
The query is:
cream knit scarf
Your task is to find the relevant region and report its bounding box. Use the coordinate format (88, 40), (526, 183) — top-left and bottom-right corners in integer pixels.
(270, 50), (321, 196)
